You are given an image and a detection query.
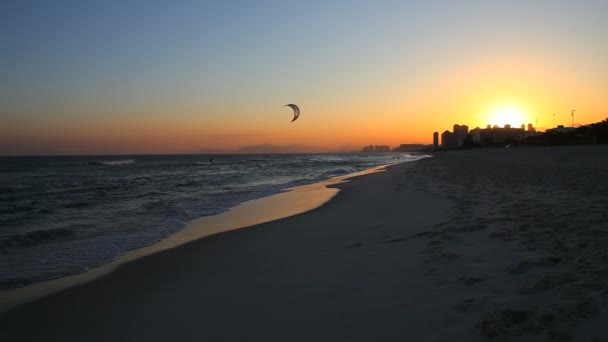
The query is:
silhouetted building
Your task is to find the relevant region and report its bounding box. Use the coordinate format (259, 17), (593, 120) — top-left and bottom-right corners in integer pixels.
(393, 144), (424, 152)
(362, 145), (374, 152)
(545, 125), (576, 134)
(470, 126), (525, 146)
(453, 124), (469, 147)
(435, 119), (608, 149)
(433, 132), (439, 151)
(441, 130), (456, 149)
(439, 124), (469, 149)
(362, 145), (390, 152)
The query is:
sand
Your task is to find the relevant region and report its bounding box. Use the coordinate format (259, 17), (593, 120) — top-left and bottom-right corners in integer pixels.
(1, 145), (607, 341)
(0, 165), (388, 315)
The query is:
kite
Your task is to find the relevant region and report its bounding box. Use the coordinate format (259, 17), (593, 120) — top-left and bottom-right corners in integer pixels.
(285, 104), (300, 122)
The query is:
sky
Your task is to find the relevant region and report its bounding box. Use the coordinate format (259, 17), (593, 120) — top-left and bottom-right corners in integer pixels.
(2, 0), (608, 155)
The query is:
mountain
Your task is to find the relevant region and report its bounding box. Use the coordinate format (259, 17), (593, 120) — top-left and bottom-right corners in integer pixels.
(236, 144), (331, 154)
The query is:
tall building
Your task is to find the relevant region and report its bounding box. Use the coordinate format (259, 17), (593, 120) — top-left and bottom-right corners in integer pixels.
(374, 145), (390, 152)
(453, 124), (469, 147)
(394, 144), (425, 152)
(470, 125), (525, 146)
(441, 130), (456, 149)
(433, 132), (439, 151)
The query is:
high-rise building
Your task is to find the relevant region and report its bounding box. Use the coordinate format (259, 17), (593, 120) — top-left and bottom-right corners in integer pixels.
(433, 132), (439, 151)
(374, 145), (390, 152)
(527, 123), (535, 132)
(441, 130), (456, 149)
(453, 124), (469, 147)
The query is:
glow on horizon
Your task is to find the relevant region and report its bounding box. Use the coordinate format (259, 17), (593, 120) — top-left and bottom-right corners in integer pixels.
(2, 1), (608, 155)
(486, 105), (528, 128)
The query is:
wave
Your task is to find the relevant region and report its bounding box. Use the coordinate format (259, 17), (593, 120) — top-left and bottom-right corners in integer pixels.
(91, 159), (135, 166)
(0, 153), (427, 291)
(0, 277), (32, 291)
(175, 180), (201, 188)
(134, 191), (169, 199)
(0, 228), (75, 251)
(322, 168), (353, 177)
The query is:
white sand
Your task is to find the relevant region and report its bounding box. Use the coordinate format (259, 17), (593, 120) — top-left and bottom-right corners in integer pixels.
(1, 145), (607, 341)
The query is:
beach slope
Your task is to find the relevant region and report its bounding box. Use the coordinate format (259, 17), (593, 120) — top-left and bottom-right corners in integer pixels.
(2, 146), (608, 341)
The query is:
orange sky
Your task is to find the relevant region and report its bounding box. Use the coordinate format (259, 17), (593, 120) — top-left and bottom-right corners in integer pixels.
(2, 1), (607, 155)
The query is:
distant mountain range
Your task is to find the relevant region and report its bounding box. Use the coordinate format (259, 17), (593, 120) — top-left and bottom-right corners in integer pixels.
(199, 144), (360, 154)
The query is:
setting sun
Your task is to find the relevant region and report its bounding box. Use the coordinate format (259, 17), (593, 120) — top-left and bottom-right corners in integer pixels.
(487, 106), (528, 128)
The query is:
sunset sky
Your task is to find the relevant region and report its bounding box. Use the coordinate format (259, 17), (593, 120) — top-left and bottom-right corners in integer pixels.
(2, 0), (608, 155)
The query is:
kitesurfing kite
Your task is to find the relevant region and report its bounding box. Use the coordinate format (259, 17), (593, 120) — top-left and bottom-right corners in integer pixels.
(285, 104), (300, 122)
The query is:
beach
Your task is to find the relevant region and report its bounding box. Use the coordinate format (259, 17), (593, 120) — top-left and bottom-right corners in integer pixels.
(1, 145), (608, 341)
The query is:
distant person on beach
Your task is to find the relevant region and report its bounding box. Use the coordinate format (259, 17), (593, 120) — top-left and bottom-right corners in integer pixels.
(209, 156), (215, 164)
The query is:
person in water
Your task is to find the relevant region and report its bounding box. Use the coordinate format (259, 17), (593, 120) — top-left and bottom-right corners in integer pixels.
(209, 156), (214, 164)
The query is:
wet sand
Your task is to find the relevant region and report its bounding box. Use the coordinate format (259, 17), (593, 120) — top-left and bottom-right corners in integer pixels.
(1, 145), (607, 341)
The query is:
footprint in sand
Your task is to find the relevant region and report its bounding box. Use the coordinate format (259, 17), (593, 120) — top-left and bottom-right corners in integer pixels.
(507, 256), (562, 274)
(518, 272), (578, 294)
(429, 252), (460, 262)
(410, 231), (436, 238)
(345, 242), (365, 248)
(384, 237), (406, 243)
(460, 275), (488, 286)
(452, 224), (487, 232)
(477, 308), (536, 339)
(454, 296), (491, 313)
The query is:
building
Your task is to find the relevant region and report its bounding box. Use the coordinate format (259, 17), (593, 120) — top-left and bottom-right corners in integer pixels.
(439, 125), (468, 150)
(361, 145), (391, 152)
(393, 144), (424, 152)
(361, 145), (374, 152)
(545, 125), (576, 134)
(470, 124), (525, 146)
(441, 130), (456, 149)
(527, 123), (535, 132)
(433, 132), (439, 151)
(453, 124), (469, 147)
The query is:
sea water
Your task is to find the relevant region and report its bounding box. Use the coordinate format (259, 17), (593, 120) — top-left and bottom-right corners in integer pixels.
(0, 153), (424, 291)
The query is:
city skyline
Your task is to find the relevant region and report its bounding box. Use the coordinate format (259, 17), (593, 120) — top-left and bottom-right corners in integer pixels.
(2, 1), (608, 155)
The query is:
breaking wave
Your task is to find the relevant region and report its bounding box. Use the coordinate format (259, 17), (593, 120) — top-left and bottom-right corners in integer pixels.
(0, 228), (75, 250)
(92, 159), (135, 166)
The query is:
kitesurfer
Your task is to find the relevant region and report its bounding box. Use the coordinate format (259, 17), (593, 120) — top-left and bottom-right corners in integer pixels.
(285, 104), (300, 122)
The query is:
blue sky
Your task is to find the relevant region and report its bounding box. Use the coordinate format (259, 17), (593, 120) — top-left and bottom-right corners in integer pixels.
(2, 0), (608, 154)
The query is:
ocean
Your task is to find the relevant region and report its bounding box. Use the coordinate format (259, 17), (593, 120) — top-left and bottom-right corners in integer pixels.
(0, 153), (424, 291)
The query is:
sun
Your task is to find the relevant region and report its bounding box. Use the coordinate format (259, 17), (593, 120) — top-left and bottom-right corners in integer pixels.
(487, 105), (527, 128)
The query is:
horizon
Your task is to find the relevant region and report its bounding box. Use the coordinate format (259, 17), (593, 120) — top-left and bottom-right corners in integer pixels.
(0, 143), (407, 157)
(2, 1), (608, 156)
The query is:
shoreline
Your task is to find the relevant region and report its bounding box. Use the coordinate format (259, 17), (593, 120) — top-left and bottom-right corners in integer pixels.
(2, 145), (607, 341)
(0, 163), (394, 314)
